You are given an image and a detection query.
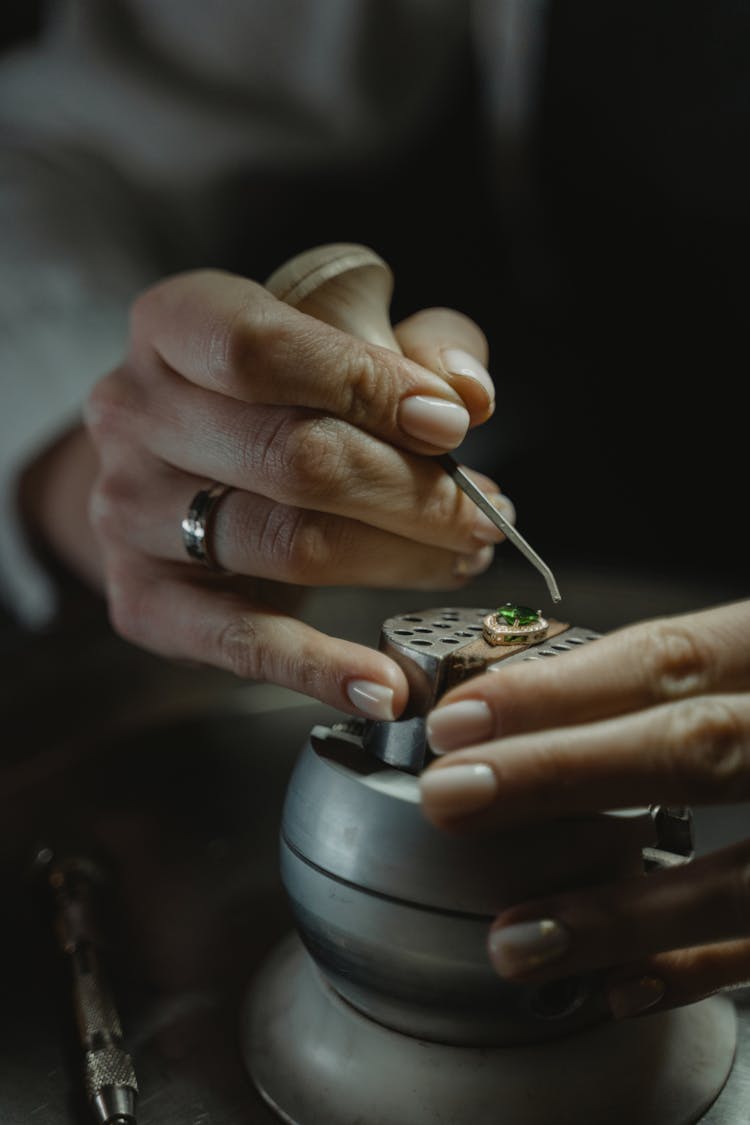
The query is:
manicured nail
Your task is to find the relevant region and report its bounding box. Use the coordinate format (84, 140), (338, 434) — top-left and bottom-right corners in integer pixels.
(399, 395), (470, 447)
(419, 763), (497, 817)
(607, 976), (665, 1020)
(442, 348), (495, 406)
(426, 699), (494, 755)
(472, 494), (516, 543)
(488, 920), (570, 977)
(453, 545), (494, 578)
(346, 679), (395, 721)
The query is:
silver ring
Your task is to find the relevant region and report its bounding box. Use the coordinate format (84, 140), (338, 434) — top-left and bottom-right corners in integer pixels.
(181, 481), (233, 569)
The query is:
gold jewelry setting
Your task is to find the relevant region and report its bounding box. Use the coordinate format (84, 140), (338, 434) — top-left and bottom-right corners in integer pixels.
(482, 604), (549, 646)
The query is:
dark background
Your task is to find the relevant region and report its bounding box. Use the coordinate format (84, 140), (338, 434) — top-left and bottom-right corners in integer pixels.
(2, 2), (43, 50)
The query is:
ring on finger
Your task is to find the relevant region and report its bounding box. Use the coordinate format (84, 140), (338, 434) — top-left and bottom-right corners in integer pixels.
(181, 481), (233, 570)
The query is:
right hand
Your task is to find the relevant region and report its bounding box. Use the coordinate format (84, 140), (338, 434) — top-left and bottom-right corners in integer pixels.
(83, 268), (510, 719)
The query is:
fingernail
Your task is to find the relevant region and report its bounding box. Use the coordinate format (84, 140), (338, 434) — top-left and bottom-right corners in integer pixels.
(399, 395), (470, 447)
(441, 348), (495, 406)
(346, 679), (395, 721)
(426, 699), (494, 755)
(607, 976), (665, 1020)
(419, 763), (497, 816)
(473, 494), (516, 543)
(488, 920), (571, 977)
(453, 545), (494, 577)
(495, 493), (516, 524)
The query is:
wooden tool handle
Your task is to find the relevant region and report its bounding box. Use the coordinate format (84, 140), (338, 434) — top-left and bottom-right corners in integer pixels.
(265, 242), (403, 352)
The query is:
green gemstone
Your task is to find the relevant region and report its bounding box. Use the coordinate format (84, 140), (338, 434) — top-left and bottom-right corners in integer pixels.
(497, 603), (539, 626)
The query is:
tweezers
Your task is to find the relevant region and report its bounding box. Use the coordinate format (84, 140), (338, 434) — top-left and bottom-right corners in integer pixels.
(439, 454), (561, 604)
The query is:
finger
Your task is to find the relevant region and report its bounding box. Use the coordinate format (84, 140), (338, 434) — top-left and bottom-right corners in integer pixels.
(606, 938), (750, 1018)
(419, 694), (750, 829)
(128, 270), (474, 453)
(423, 601), (750, 754)
(394, 308), (494, 422)
(91, 463), (496, 586)
(101, 550), (410, 719)
(88, 379), (514, 553)
(484, 838), (750, 985)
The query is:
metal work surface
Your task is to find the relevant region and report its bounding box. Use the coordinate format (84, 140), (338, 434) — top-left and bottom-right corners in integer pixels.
(1, 563), (748, 1124)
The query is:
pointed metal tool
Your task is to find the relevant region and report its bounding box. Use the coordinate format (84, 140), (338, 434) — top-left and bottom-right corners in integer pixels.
(439, 454), (561, 603)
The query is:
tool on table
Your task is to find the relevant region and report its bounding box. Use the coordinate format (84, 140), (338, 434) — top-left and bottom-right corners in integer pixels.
(265, 243), (561, 605)
(36, 848), (138, 1125)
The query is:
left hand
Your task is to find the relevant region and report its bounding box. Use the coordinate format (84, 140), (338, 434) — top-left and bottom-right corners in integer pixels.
(419, 599), (750, 1019)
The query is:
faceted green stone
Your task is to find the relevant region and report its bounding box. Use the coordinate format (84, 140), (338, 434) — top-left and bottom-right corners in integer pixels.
(497, 603), (539, 626)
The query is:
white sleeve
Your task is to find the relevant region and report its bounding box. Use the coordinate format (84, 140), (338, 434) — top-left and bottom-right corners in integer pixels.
(0, 145), (163, 626)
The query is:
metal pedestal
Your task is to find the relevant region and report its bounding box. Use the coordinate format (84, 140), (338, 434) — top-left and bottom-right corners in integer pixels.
(243, 934), (738, 1125)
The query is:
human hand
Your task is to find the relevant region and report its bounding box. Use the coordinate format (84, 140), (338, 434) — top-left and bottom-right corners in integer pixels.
(419, 600), (750, 1017)
(84, 268), (511, 718)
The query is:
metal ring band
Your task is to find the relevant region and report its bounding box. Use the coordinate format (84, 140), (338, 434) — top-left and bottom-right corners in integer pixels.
(181, 481), (233, 569)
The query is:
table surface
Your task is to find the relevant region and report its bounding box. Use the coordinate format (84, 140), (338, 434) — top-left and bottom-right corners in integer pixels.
(2, 561), (748, 1124)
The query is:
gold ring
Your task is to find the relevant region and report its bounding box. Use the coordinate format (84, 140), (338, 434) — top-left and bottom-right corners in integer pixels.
(482, 604), (549, 646)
